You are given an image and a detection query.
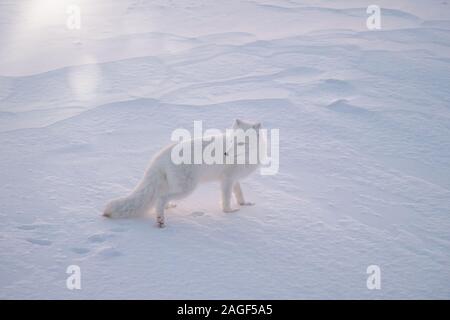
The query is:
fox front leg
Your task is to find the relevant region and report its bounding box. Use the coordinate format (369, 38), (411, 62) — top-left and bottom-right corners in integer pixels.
(233, 182), (254, 206)
(221, 179), (239, 213)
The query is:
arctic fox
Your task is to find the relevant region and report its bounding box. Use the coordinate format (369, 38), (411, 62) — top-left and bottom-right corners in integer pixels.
(103, 119), (263, 227)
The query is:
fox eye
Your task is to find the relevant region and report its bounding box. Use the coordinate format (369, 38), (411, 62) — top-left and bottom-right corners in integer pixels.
(237, 142), (245, 146)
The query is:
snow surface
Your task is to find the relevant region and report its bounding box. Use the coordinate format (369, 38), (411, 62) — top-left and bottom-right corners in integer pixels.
(1, 0), (450, 299)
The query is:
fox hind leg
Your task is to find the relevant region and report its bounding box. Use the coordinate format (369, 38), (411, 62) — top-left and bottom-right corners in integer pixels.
(155, 197), (167, 228)
(155, 183), (197, 227)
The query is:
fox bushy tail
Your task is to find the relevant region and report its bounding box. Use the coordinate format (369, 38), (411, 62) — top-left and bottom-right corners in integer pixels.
(103, 164), (165, 218)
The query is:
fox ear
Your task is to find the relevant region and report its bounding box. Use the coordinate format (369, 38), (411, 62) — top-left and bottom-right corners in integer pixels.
(234, 119), (243, 127)
(253, 122), (261, 130)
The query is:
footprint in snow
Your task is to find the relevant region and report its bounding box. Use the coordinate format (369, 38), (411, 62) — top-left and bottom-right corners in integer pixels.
(17, 225), (38, 230)
(96, 247), (122, 259)
(88, 233), (114, 243)
(109, 226), (127, 233)
(71, 247), (90, 254)
(17, 223), (52, 231)
(191, 211), (205, 217)
(26, 238), (52, 246)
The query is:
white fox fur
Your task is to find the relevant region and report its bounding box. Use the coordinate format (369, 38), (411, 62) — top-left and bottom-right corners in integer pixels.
(103, 119), (262, 227)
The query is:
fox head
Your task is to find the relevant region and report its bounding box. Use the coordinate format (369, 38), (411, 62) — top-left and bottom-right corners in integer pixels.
(232, 118), (261, 131)
(225, 119), (264, 164)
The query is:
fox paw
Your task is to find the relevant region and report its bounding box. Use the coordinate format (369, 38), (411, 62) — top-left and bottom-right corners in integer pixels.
(223, 208), (239, 213)
(156, 217), (166, 228)
(157, 222), (165, 228)
(165, 203), (177, 209)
